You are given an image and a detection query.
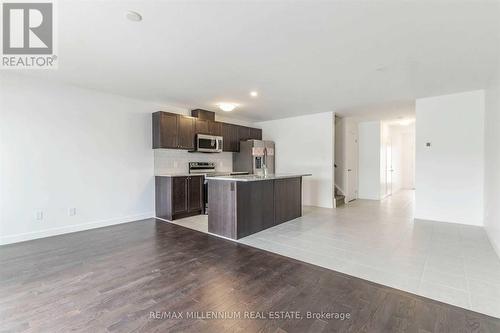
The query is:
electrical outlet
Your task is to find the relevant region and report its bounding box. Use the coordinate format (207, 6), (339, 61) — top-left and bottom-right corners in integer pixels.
(35, 211), (43, 221)
(68, 208), (76, 216)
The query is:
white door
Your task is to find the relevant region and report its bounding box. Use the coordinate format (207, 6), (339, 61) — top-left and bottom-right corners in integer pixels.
(386, 144), (393, 196)
(346, 129), (358, 201)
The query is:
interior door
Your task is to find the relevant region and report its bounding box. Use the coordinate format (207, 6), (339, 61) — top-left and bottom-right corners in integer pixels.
(386, 144), (393, 196)
(346, 129), (358, 201)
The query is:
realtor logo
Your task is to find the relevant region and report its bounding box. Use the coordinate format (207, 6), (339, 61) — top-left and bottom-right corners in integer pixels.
(1, 1), (57, 68)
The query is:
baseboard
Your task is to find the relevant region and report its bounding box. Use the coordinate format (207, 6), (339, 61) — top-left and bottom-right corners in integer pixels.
(0, 212), (155, 245)
(413, 216), (483, 227)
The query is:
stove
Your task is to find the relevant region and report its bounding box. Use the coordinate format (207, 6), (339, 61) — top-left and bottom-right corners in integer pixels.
(188, 162), (217, 175)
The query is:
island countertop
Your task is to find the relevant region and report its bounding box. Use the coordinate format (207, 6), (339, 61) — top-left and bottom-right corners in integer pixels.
(205, 173), (311, 182)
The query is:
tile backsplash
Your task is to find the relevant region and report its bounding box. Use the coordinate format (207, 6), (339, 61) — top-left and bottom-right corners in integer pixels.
(154, 149), (233, 175)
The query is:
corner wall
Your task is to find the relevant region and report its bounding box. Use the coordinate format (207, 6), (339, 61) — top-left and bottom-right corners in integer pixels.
(415, 90), (485, 226)
(484, 85), (500, 255)
(0, 74), (157, 244)
(256, 112), (334, 208)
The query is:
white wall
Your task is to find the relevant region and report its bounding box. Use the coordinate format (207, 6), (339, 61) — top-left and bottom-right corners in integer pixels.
(0, 74), (158, 244)
(415, 90), (485, 226)
(256, 112), (334, 208)
(358, 121), (382, 200)
(484, 85), (500, 255)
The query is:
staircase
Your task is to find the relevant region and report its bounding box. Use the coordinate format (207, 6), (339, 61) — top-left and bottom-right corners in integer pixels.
(334, 187), (345, 207)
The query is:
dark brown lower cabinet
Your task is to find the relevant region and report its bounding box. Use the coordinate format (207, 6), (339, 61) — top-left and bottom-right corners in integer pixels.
(155, 175), (203, 220)
(187, 175), (203, 212)
(172, 177), (188, 215)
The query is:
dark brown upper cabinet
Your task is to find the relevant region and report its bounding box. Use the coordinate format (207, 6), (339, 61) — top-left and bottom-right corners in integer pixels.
(249, 127), (262, 140)
(238, 126), (251, 142)
(153, 112), (178, 149)
(191, 109), (215, 121)
(152, 111), (195, 150)
(153, 111), (262, 151)
(208, 121), (222, 136)
(195, 119), (210, 135)
(222, 123), (239, 152)
(178, 116), (195, 149)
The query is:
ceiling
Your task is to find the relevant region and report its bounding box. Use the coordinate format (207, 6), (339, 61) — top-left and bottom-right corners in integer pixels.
(11, 0), (500, 121)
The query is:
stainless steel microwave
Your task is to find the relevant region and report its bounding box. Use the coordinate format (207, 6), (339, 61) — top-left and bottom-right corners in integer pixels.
(196, 134), (223, 153)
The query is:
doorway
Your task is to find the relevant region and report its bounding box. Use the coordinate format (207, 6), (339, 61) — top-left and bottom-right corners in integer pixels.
(334, 116), (359, 205)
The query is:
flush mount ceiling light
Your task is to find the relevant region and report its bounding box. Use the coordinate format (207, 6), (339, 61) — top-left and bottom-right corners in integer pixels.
(125, 10), (142, 22)
(218, 103), (238, 112)
(250, 91), (258, 97)
(398, 119), (412, 126)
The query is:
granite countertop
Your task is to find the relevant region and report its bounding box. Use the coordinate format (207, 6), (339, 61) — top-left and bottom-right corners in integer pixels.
(156, 171), (249, 177)
(205, 173), (312, 182)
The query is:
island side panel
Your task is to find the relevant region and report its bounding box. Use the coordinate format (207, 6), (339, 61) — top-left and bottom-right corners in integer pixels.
(274, 177), (302, 225)
(236, 180), (275, 239)
(208, 180), (237, 239)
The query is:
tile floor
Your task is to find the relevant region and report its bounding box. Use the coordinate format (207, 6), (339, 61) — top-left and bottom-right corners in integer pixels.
(166, 190), (500, 318)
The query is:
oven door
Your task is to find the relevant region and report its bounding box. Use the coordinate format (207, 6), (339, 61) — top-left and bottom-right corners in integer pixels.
(197, 134), (223, 153)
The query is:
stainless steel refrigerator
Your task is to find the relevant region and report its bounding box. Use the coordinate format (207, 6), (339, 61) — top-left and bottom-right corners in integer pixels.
(233, 140), (275, 175)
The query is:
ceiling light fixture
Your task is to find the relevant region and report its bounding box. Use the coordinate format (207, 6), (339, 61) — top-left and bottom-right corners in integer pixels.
(218, 103), (238, 112)
(398, 119), (412, 126)
(125, 10), (142, 22)
(250, 91), (258, 97)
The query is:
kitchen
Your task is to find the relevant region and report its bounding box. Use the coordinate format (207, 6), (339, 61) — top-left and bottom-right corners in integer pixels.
(153, 109), (310, 240)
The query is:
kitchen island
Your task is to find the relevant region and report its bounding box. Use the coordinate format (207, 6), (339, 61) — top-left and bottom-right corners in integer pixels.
(206, 174), (311, 239)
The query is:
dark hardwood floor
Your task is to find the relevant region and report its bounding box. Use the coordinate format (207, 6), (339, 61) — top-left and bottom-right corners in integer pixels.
(1, 219), (500, 333)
